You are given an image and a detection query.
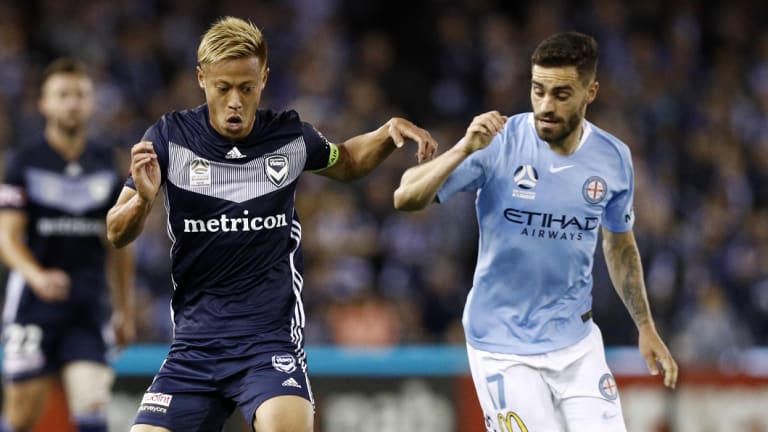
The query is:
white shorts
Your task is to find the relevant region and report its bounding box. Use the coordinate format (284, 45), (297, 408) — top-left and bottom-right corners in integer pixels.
(466, 322), (626, 432)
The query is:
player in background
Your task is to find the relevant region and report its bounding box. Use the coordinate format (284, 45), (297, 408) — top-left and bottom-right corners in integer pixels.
(0, 58), (135, 432)
(394, 32), (677, 431)
(106, 16), (437, 432)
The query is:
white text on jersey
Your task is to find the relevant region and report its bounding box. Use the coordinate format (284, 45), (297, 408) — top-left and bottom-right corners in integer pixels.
(183, 211), (288, 233)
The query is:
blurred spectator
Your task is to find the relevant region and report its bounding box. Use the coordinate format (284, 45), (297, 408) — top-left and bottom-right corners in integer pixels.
(326, 290), (403, 347)
(671, 268), (754, 368)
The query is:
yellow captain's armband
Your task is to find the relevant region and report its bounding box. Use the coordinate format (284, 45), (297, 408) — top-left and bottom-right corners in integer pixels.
(309, 142), (340, 172)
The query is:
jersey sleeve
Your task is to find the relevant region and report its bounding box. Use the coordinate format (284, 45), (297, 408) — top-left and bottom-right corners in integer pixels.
(436, 136), (498, 203)
(0, 150), (27, 210)
(301, 122), (339, 172)
(602, 151), (635, 233)
(124, 119), (170, 190)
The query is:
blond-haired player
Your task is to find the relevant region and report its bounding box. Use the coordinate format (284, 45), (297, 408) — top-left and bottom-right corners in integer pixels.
(107, 16), (436, 432)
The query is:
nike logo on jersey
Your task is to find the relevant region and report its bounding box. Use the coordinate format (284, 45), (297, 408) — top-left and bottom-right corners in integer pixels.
(549, 164), (574, 173)
(225, 146), (246, 159)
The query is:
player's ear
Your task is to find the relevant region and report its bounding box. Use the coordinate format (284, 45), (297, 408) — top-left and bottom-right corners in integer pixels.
(260, 67), (269, 90)
(196, 65), (205, 90)
(586, 80), (599, 104)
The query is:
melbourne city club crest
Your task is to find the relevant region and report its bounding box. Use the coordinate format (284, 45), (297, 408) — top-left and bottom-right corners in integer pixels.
(265, 155), (289, 187)
(598, 373), (619, 400)
(582, 175), (607, 204)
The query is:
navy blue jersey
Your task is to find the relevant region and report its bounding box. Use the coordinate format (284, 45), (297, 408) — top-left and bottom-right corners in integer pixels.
(126, 105), (336, 345)
(0, 138), (122, 323)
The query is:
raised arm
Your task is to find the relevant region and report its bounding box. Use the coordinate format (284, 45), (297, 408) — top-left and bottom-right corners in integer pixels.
(106, 141), (160, 248)
(316, 117), (437, 182)
(394, 111), (507, 211)
(602, 228), (678, 388)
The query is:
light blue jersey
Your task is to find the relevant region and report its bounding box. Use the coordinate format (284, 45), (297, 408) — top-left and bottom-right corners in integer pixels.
(437, 113), (634, 355)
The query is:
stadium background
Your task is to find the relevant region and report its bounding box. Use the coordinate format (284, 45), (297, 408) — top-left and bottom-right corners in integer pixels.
(0, 0), (767, 430)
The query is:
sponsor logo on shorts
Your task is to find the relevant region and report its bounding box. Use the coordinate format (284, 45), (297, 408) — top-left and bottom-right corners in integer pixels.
(282, 377), (302, 389)
(2, 353), (44, 376)
(598, 373), (619, 400)
(272, 354), (297, 373)
(142, 392), (173, 407)
(139, 392), (173, 415)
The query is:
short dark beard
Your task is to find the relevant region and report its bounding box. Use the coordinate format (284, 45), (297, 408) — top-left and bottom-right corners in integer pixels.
(536, 112), (580, 144)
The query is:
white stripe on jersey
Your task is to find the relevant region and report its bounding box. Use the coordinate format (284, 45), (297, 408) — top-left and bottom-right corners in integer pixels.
(162, 184), (178, 333)
(163, 183), (176, 246)
(289, 218), (306, 349)
(2, 271), (25, 323)
(166, 139), (306, 203)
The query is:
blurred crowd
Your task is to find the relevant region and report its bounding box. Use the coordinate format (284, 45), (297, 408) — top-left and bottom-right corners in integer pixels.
(1, 0), (766, 369)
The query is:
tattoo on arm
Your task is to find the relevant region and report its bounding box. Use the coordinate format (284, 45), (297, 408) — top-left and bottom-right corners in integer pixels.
(606, 232), (651, 328)
(619, 242), (650, 327)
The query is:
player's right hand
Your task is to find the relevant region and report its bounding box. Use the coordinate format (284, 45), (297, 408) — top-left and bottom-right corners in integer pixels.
(28, 268), (70, 302)
(460, 111), (508, 154)
(112, 311), (136, 349)
(130, 141), (161, 203)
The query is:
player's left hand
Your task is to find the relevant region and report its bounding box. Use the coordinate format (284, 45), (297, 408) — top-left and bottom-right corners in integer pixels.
(638, 324), (678, 389)
(387, 118), (438, 163)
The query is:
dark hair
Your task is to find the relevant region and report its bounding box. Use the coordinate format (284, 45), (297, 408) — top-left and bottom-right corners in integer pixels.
(41, 57), (90, 85)
(531, 32), (599, 83)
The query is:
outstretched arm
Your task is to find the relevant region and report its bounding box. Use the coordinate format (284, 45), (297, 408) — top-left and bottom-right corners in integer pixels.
(106, 141), (160, 248)
(317, 117), (438, 182)
(394, 111), (507, 211)
(602, 228), (678, 389)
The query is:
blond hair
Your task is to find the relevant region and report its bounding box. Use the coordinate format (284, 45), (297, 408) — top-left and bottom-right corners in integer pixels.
(197, 16), (268, 67)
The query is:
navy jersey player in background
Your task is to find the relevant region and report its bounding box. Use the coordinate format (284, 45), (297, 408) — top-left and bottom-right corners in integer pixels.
(0, 58), (136, 432)
(394, 32), (678, 431)
(106, 16), (437, 432)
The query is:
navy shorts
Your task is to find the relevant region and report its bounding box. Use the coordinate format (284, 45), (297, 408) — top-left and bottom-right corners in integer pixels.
(134, 338), (313, 430)
(2, 275), (111, 382)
